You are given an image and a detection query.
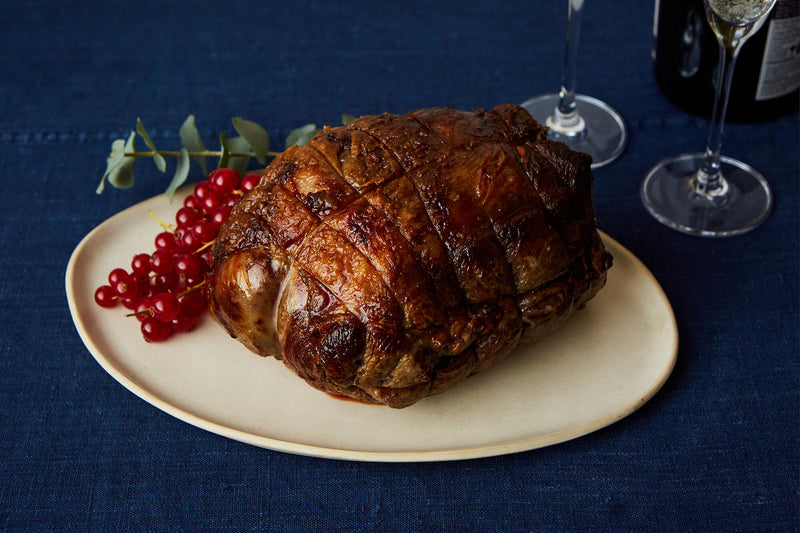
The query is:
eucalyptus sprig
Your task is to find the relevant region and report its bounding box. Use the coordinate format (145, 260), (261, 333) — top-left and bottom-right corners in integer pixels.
(98, 114), (355, 200)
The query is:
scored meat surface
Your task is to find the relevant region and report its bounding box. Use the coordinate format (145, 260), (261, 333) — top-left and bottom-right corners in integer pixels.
(208, 104), (612, 408)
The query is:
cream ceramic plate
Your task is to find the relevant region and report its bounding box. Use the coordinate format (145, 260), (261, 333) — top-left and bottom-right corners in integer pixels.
(66, 189), (678, 462)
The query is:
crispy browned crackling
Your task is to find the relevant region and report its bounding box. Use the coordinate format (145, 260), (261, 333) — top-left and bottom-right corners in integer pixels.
(208, 104), (612, 408)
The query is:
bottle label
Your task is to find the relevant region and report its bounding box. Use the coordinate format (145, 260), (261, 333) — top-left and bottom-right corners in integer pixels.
(755, 0), (800, 101)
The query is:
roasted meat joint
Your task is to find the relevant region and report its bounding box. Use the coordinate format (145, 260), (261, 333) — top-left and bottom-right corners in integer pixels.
(208, 103), (612, 408)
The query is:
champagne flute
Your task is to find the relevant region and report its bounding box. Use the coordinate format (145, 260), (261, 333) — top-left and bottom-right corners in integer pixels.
(521, 0), (627, 168)
(641, 0), (777, 236)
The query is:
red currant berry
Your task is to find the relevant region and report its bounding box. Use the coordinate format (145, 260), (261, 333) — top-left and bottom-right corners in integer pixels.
(179, 288), (207, 317)
(180, 230), (202, 253)
(191, 220), (217, 243)
(131, 253), (152, 276)
(150, 250), (174, 275)
(151, 271), (179, 293)
(171, 311), (198, 333)
(208, 168), (241, 193)
(174, 253), (203, 278)
(94, 285), (118, 308)
(220, 193), (239, 207)
(184, 195), (202, 210)
(133, 298), (153, 322)
(137, 282), (152, 299)
(173, 226), (187, 243)
(210, 206), (232, 227)
(120, 293), (142, 310)
(175, 206), (202, 228)
(182, 274), (207, 290)
(198, 248), (213, 270)
(151, 292), (181, 322)
(194, 181), (214, 201)
(200, 192), (222, 213)
(154, 231), (179, 253)
(141, 317), (173, 342)
(108, 268), (130, 287)
(113, 278), (139, 300)
(239, 173), (260, 192)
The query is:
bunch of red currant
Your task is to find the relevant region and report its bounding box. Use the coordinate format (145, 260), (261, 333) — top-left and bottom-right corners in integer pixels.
(94, 168), (260, 342)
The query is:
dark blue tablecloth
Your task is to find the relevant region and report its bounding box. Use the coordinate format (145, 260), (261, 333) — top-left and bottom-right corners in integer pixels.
(2, 0), (797, 531)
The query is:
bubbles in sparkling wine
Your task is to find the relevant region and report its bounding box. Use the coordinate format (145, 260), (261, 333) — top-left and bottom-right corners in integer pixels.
(707, 0), (774, 24)
(704, 0), (776, 47)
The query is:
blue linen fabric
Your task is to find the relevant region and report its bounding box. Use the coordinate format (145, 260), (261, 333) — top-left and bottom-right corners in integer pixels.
(1, 0), (797, 531)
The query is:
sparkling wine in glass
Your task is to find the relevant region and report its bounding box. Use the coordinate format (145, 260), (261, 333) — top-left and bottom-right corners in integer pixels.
(641, 0), (777, 236)
(521, 0), (627, 168)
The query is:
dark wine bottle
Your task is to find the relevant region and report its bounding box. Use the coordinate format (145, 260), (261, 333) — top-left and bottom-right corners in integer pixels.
(652, 0), (799, 122)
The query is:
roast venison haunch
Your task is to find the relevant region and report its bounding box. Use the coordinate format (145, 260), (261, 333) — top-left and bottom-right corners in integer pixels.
(208, 104), (612, 408)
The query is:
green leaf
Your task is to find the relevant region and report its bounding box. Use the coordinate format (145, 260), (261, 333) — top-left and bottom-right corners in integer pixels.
(107, 162), (136, 191)
(179, 114), (207, 176)
(136, 118), (166, 173)
(285, 123), (320, 149)
(223, 136), (252, 175)
(232, 117), (270, 164)
(218, 132), (230, 169)
(96, 138), (126, 193)
(342, 113), (355, 125)
(107, 131), (138, 190)
(165, 148), (191, 201)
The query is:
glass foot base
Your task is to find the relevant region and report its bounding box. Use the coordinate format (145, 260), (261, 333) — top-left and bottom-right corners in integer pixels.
(520, 93), (627, 168)
(641, 153), (772, 237)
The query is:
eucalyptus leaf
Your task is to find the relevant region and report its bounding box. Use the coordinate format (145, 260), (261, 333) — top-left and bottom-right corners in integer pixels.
(285, 123), (320, 149)
(107, 131), (138, 190)
(136, 118), (166, 173)
(224, 136), (252, 175)
(218, 132), (230, 169)
(96, 138), (127, 193)
(124, 129), (137, 152)
(165, 148), (191, 201)
(107, 157), (136, 190)
(179, 114), (207, 176)
(232, 117), (270, 164)
(342, 113), (355, 125)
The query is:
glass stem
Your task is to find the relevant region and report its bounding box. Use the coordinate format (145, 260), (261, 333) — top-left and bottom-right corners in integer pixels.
(695, 41), (741, 196)
(552, 0), (585, 130)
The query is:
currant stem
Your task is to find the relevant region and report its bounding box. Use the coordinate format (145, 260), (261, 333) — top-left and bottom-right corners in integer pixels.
(124, 280), (207, 318)
(177, 279), (207, 299)
(195, 239), (216, 253)
(147, 210), (174, 231)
